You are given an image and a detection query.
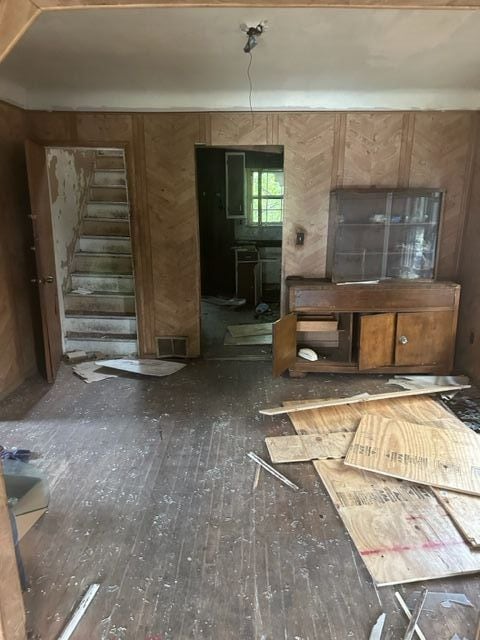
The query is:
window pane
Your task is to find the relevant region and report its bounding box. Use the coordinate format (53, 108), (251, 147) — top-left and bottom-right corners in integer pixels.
(261, 171), (284, 197)
(251, 198), (259, 224)
(252, 171), (260, 195)
(262, 198), (283, 224)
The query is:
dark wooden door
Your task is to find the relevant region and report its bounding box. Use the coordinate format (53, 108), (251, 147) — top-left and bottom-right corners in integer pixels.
(273, 313), (297, 377)
(359, 313), (396, 370)
(395, 311), (454, 367)
(25, 140), (62, 383)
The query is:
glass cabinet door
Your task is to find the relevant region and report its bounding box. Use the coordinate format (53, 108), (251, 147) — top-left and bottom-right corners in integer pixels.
(328, 189), (442, 282)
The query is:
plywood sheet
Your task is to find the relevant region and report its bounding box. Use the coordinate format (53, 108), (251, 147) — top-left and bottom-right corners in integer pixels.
(261, 384), (470, 416)
(265, 433), (353, 463)
(314, 459), (480, 586)
(345, 414), (480, 496)
(433, 488), (480, 548)
(227, 323), (272, 337)
(285, 395), (465, 437)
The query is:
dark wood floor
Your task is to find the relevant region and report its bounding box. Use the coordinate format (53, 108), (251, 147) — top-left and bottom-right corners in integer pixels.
(1, 363), (479, 640)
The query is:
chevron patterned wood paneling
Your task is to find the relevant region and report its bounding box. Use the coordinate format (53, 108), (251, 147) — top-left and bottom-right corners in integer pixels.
(143, 114), (202, 356)
(279, 113), (336, 279)
(409, 112), (474, 279)
(343, 112), (404, 187)
(210, 113), (269, 146)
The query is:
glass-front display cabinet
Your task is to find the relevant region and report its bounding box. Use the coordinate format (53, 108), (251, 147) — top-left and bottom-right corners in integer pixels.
(327, 189), (443, 283)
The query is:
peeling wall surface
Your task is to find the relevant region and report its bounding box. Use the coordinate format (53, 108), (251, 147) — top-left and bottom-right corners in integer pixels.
(46, 147), (95, 341)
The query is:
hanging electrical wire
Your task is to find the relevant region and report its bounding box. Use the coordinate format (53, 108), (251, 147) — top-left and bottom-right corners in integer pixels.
(246, 51), (254, 123)
(240, 21), (267, 124)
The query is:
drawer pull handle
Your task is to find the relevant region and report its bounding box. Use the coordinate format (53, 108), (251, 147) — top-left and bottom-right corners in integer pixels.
(399, 335), (409, 345)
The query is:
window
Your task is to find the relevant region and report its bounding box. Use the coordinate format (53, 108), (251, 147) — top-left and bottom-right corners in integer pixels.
(247, 169), (284, 226)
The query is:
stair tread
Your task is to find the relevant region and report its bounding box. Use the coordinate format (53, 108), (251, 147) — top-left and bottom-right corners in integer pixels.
(87, 201), (129, 205)
(94, 168), (125, 172)
(67, 291), (135, 298)
(71, 272), (133, 279)
(66, 331), (137, 341)
(75, 251), (132, 257)
(80, 235), (131, 241)
(83, 216), (129, 222)
(65, 311), (136, 318)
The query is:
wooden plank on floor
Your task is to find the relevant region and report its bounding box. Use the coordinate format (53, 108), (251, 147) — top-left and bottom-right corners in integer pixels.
(345, 414), (480, 496)
(224, 333), (272, 346)
(314, 459), (480, 586)
(260, 384), (470, 416)
(284, 395), (464, 437)
(0, 470), (26, 640)
(227, 323), (272, 337)
(96, 359), (186, 377)
(265, 433), (353, 463)
(433, 488), (480, 548)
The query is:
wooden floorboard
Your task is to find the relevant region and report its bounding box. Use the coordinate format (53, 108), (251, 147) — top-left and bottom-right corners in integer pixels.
(0, 365), (479, 639)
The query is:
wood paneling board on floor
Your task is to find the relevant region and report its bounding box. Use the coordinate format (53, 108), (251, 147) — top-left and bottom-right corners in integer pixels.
(345, 414), (480, 495)
(0, 101), (38, 398)
(0, 471), (26, 640)
(433, 488), (480, 548)
(314, 459), (480, 587)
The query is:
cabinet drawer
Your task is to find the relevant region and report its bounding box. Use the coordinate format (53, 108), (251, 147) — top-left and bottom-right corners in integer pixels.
(289, 283), (458, 313)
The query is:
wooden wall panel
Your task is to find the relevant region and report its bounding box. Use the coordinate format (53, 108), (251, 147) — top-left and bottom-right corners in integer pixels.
(0, 101), (38, 398)
(342, 112), (404, 187)
(3, 107), (475, 376)
(409, 112), (474, 279)
(456, 113), (480, 384)
(279, 113), (336, 279)
(143, 113), (202, 356)
(210, 113), (269, 146)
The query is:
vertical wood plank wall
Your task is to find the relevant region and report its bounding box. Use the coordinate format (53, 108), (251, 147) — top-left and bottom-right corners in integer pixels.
(456, 113), (480, 383)
(24, 109), (477, 360)
(0, 101), (38, 398)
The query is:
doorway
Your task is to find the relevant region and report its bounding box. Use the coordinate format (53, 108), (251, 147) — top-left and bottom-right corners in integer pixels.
(195, 145), (284, 357)
(29, 145), (137, 369)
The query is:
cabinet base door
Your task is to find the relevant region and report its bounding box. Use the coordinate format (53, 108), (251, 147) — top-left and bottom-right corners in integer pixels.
(395, 311), (454, 366)
(273, 313), (297, 377)
(359, 313), (396, 370)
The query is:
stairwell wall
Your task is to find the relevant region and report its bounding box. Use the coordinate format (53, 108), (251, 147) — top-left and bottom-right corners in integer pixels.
(46, 147), (96, 347)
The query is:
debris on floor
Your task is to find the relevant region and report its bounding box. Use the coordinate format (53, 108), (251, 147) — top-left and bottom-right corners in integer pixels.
(3, 458), (49, 540)
(441, 392), (480, 433)
(57, 583), (100, 640)
(73, 361), (118, 384)
(64, 350), (88, 363)
(202, 295), (246, 307)
(260, 377), (480, 587)
(368, 612), (386, 640)
(387, 374), (470, 391)
(247, 451), (299, 491)
(95, 358), (186, 377)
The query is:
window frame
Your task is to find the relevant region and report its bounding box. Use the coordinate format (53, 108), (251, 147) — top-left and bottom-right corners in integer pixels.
(247, 168), (284, 227)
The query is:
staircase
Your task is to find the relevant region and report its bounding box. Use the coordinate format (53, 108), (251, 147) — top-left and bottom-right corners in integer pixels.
(64, 150), (137, 356)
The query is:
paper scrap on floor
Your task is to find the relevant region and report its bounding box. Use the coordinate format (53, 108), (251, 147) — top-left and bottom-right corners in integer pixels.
(73, 361), (118, 383)
(96, 358), (186, 377)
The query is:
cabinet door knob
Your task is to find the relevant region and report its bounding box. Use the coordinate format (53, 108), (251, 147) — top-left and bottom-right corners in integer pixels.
(399, 335), (409, 345)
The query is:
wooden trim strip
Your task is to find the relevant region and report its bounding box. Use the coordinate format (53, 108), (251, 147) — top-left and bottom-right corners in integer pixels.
(259, 384), (471, 416)
(32, 1), (480, 9)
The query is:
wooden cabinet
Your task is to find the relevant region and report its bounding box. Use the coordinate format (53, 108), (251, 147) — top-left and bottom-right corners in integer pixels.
(273, 279), (460, 376)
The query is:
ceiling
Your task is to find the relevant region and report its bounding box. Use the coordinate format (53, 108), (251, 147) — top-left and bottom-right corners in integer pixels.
(1, 7), (480, 111)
